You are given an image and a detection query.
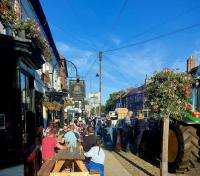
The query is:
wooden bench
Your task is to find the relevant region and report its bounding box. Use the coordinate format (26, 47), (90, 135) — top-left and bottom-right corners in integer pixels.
(37, 159), (56, 176)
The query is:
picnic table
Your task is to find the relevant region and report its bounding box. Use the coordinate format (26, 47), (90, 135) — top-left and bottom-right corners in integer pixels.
(37, 147), (100, 176)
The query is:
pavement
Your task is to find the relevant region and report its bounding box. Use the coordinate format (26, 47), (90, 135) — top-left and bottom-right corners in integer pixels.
(110, 150), (200, 176)
(0, 165), (24, 176)
(104, 150), (132, 176)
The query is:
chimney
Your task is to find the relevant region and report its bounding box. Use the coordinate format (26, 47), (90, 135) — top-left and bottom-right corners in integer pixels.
(187, 55), (196, 73)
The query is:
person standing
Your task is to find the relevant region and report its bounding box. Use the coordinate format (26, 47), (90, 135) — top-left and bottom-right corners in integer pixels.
(124, 110), (133, 152)
(104, 115), (113, 143)
(134, 113), (147, 156)
(95, 118), (102, 136)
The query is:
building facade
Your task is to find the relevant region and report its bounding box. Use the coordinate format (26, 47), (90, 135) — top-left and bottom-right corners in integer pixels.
(112, 85), (146, 116)
(0, 0), (66, 174)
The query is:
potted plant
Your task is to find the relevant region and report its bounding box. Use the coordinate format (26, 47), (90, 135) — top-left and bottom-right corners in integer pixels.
(0, 0), (17, 35)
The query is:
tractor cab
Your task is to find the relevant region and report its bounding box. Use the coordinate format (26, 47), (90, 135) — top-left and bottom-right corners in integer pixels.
(184, 78), (200, 124)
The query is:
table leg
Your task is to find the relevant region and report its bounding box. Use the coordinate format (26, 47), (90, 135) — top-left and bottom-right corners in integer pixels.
(72, 161), (74, 172)
(52, 160), (65, 172)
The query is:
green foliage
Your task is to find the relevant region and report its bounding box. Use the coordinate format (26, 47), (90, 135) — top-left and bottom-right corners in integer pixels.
(105, 91), (120, 112)
(145, 69), (194, 119)
(91, 105), (106, 115)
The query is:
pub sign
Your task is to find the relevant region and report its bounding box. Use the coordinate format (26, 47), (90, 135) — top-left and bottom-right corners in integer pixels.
(69, 80), (85, 100)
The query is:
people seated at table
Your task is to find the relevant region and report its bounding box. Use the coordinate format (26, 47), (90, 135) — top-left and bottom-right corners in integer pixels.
(43, 121), (53, 137)
(73, 119), (81, 139)
(84, 137), (105, 176)
(42, 128), (66, 161)
(64, 123), (78, 147)
(78, 122), (85, 142)
(82, 126), (97, 152)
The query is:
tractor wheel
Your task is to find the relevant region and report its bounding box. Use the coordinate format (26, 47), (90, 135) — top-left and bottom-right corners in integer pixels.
(168, 124), (199, 173)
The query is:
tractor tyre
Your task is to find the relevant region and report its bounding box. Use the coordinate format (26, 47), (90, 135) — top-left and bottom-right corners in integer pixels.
(168, 124), (199, 173)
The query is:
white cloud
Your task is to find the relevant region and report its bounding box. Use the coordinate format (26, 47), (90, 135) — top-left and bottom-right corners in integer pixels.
(110, 37), (121, 46)
(56, 41), (94, 57)
(56, 42), (70, 53)
(56, 41), (97, 77)
(105, 43), (166, 84)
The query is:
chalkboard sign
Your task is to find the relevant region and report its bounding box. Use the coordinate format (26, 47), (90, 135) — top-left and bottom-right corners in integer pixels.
(0, 114), (5, 129)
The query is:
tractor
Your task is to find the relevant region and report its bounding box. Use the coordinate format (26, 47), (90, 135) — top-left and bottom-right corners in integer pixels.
(141, 68), (200, 173)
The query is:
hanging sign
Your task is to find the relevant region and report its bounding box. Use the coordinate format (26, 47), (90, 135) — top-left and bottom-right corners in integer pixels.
(69, 80), (85, 100)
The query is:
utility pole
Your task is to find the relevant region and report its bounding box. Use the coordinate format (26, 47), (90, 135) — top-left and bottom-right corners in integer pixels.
(99, 50), (102, 116)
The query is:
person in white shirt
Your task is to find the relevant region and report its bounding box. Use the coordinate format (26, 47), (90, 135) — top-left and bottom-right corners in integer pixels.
(84, 138), (105, 176)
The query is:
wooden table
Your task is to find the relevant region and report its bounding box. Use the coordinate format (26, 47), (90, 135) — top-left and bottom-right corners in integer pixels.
(38, 147), (100, 176)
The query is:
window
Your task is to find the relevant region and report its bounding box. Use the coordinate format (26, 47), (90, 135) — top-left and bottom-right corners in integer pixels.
(20, 72), (32, 112)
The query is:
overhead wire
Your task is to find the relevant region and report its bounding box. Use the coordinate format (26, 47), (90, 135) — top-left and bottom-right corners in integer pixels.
(101, 0), (129, 50)
(84, 55), (99, 78)
(103, 55), (134, 87)
(64, 0), (101, 80)
(65, 0), (99, 50)
(120, 5), (200, 46)
(49, 23), (97, 51)
(104, 22), (200, 54)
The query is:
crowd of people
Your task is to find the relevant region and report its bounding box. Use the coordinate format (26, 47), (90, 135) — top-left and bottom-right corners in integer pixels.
(34, 110), (148, 176)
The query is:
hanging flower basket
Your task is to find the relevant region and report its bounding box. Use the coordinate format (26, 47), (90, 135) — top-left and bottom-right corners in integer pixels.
(63, 100), (74, 108)
(0, 0), (17, 26)
(43, 97), (62, 111)
(14, 19), (52, 61)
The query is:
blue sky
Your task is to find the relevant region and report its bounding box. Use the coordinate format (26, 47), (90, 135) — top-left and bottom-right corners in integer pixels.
(40, 0), (200, 104)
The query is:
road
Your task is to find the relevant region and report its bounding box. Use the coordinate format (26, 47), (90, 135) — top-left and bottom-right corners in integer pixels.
(104, 149), (200, 176)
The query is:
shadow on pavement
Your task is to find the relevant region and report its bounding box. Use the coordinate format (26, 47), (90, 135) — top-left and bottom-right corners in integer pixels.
(115, 151), (158, 176)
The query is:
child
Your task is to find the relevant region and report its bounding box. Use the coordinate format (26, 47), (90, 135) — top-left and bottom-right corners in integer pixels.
(84, 137), (105, 176)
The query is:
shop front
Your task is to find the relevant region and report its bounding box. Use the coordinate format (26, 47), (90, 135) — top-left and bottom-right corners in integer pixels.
(0, 34), (44, 170)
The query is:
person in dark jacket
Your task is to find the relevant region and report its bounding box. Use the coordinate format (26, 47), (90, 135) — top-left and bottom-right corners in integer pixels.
(134, 113), (147, 156)
(81, 126), (97, 152)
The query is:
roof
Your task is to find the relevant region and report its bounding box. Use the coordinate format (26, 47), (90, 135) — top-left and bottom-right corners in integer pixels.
(29, 0), (60, 62)
(189, 66), (199, 75)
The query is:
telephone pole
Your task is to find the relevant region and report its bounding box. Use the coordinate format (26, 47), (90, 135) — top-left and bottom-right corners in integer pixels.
(99, 50), (102, 116)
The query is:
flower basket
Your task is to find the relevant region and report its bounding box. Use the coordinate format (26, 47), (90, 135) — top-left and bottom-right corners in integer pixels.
(14, 19), (52, 61)
(0, 0), (17, 26)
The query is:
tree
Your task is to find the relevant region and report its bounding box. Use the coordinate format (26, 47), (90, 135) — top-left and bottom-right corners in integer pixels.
(92, 105), (106, 116)
(105, 91), (120, 112)
(145, 69), (194, 175)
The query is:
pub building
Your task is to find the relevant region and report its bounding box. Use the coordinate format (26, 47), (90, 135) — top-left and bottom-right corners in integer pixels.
(0, 0), (63, 174)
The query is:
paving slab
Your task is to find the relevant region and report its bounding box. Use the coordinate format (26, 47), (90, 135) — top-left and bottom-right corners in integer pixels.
(104, 150), (132, 176)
